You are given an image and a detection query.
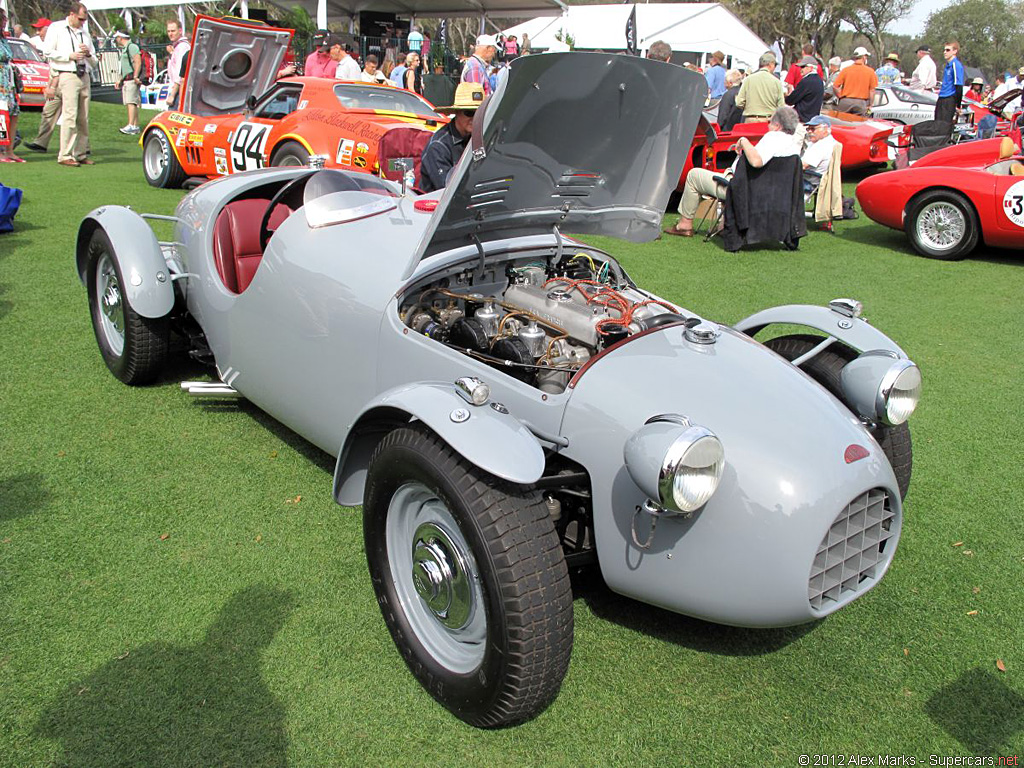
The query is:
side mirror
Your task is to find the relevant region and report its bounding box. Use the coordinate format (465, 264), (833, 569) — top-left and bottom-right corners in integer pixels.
(388, 158), (415, 195)
(245, 94), (257, 114)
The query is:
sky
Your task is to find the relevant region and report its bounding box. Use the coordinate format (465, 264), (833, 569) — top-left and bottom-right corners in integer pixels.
(901, 0), (953, 35)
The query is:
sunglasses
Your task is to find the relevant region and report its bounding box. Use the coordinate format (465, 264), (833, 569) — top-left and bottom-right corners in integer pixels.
(459, 110), (476, 118)
(943, 47), (954, 52)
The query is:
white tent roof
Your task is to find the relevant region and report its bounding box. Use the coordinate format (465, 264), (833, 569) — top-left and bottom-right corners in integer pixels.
(82, 0), (568, 19)
(503, 3), (768, 70)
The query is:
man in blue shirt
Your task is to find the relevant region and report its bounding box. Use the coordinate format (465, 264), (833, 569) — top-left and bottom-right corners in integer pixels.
(875, 53), (901, 85)
(705, 50), (727, 99)
(935, 40), (965, 124)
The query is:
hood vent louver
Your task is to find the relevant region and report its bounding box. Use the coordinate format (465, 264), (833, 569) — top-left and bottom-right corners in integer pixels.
(467, 176), (513, 210)
(553, 171), (601, 198)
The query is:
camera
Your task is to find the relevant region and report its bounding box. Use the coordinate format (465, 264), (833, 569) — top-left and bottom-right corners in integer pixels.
(75, 60), (87, 77)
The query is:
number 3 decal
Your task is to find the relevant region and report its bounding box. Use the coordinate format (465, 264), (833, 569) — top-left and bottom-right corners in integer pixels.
(1003, 180), (1024, 228)
(231, 122), (270, 172)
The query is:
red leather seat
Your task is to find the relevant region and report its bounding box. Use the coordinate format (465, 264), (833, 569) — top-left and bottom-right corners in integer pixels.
(212, 199), (291, 294)
(378, 127), (433, 188)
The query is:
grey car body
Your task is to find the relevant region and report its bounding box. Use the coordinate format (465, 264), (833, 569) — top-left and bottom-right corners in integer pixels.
(870, 84), (938, 125)
(76, 51), (922, 727)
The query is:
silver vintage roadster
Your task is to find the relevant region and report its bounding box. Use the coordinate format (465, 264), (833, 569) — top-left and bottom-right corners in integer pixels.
(76, 53), (921, 727)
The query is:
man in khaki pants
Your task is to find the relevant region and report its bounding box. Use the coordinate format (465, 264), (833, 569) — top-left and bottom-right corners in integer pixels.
(42, 1), (96, 167)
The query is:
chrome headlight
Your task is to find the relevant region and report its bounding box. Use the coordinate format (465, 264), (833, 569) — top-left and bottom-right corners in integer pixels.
(624, 415), (725, 513)
(840, 352), (921, 426)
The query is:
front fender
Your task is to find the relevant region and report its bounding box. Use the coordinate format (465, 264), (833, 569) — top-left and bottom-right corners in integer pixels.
(76, 206), (174, 319)
(734, 304), (907, 358)
(333, 383), (546, 506)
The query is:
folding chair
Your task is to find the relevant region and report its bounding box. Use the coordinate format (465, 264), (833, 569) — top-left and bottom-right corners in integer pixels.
(697, 174), (730, 242)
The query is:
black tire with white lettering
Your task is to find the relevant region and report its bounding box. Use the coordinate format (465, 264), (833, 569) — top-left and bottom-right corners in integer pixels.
(142, 129), (186, 189)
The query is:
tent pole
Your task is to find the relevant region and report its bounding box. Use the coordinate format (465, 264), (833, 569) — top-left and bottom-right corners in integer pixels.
(317, 0), (327, 31)
(240, 0), (249, 19)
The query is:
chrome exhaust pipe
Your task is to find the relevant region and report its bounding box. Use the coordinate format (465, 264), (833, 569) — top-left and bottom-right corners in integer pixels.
(180, 381), (243, 399)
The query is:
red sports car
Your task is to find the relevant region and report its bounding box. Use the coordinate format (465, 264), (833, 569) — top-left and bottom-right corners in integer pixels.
(681, 113), (893, 189)
(964, 88), (1021, 137)
(7, 37), (50, 108)
(856, 137), (1024, 259)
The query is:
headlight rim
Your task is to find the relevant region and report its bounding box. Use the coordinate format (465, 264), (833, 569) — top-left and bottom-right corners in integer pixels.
(657, 425), (725, 513)
(876, 359), (921, 426)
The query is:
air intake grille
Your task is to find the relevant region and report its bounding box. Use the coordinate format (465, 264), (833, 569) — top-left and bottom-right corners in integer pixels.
(808, 489), (897, 611)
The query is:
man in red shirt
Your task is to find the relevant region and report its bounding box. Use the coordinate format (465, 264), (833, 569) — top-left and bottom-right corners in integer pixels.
(303, 30), (335, 78)
(785, 43), (823, 88)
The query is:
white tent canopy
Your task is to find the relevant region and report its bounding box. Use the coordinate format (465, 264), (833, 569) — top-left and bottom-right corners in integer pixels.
(503, 3), (769, 71)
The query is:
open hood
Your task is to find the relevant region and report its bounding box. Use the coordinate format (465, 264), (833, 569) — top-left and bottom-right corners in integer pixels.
(416, 52), (706, 260)
(181, 16), (292, 118)
(987, 88), (1021, 113)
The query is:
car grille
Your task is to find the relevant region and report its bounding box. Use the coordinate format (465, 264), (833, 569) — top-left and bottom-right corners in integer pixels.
(808, 488), (898, 612)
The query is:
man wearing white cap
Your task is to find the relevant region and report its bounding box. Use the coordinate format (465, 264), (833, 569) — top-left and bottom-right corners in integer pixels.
(832, 46), (877, 115)
(461, 34), (497, 96)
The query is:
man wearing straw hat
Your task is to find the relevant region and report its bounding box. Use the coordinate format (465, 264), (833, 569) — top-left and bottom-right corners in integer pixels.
(876, 52), (901, 85)
(420, 82), (485, 193)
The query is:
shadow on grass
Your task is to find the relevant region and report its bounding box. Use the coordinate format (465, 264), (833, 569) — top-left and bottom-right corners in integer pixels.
(241, 403), (337, 475)
(0, 472), (51, 523)
(572, 574), (817, 656)
(925, 667), (1024, 753)
(35, 585), (295, 768)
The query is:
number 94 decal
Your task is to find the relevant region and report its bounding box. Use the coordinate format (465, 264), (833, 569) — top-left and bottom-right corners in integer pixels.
(231, 122), (271, 172)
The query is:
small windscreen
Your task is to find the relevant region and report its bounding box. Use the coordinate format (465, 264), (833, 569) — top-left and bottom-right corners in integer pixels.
(8, 39), (43, 62)
(302, 169), (398, 207)
(334, 84), (440, 118)
(891, 86), (937, 105)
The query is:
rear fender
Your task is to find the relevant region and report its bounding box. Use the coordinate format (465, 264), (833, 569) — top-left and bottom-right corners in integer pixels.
(734, 303), (907, 358)
(76, 206), (174, 319)
(333, 383), (546, 506)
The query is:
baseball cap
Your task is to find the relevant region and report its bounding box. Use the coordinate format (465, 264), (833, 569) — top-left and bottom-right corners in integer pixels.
(312, 28), (330, 46)
(853, 46), (871, 57)
(805, 115), (830, 127)
(475, 34), (497, 48)
(916, 44), (930, 53)
(799, 56), (817, 67)
(113, 30), (130, 39)
(31, 17), (51, 28)
(971, 77), (984, 85)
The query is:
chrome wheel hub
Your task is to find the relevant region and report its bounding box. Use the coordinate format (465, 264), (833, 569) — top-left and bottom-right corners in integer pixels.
(144, 135), (168, 179)
(385, 483), (486, 673)
(917, 201), (965, 250)
(96, 252), (125, 356)
(412, 523), (472, 629)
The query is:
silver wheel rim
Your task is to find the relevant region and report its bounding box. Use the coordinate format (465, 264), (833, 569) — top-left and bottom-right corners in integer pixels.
(95, 251), (125, 356)
(385, 482), (486, 673)
(917, 201), (966, 251)
(143, 133), (168, 181)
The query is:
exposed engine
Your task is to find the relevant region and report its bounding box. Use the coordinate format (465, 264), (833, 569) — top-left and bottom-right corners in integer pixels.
(401, 250), (689, 393)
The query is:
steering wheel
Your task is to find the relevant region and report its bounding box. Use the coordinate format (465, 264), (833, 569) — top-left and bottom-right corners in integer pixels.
(259, 171), (317, 252)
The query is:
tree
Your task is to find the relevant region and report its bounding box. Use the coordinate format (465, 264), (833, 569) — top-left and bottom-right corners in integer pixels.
(923, 0), (1024, 79)
(726, 0), (858, 64)
(845, 0), (917, 57)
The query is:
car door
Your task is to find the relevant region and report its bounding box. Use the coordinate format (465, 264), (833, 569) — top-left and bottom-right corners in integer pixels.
(224, 82), (304, 173)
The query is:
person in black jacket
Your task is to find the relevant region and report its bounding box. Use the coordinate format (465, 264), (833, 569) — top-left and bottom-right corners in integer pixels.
(717, 69), (743, 131)
(786, 55), (824, 123)
(420, 82), (483, 192)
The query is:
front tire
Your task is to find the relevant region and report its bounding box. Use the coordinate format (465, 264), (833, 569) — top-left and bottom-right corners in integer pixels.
(765, 335), (912, 500)
(142, 129), (186, 188)
(270, 141), (310, 167)
(364, 425), (573, 727)
(906, 189), (978, 260)
(86, 229), (169, 385)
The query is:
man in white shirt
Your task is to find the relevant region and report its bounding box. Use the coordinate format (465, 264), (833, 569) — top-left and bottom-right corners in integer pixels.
(666, 106), (800, 236)
(334, 44), (361, 81)
(908, 45), (937, 92)
(801, 115), (838, 193)
(42, 1), (96, 167)
(28, 19), (51, 51)
(360, 54), (388, 85)
(165, 19), (189, 110)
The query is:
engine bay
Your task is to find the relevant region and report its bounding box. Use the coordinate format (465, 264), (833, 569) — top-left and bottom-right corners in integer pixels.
(400, 248), (691, 393)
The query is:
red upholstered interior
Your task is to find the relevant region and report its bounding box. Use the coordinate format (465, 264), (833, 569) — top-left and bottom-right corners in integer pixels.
(212, 199), (291, 294)
(378, 127), (433, 188)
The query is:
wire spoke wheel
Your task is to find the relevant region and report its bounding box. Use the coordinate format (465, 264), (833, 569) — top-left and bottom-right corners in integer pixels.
(916, 201), (965, 251)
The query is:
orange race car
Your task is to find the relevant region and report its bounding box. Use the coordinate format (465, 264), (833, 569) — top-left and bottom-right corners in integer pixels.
(142, 15), (447, 188)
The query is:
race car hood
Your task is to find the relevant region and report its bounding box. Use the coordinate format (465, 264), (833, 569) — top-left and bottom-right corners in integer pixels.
(413, 52), (706, 263)
(988, 88), (1021, 112)
(181, 15), (292, 118)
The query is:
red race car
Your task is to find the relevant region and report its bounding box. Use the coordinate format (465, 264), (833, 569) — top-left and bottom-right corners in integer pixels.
(142, 16), (446, 188)
(856, 136), (1024, 260)
(681, 113), (893, 188)
(6, 37), (50, 108)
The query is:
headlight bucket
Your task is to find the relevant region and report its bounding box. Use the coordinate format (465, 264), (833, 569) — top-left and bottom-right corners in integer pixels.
(624, 415), (725, 513)
(839, 351), (921, 426)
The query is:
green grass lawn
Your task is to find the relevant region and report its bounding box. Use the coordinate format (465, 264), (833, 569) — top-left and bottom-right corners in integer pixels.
(1, 102), (1022, 767)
